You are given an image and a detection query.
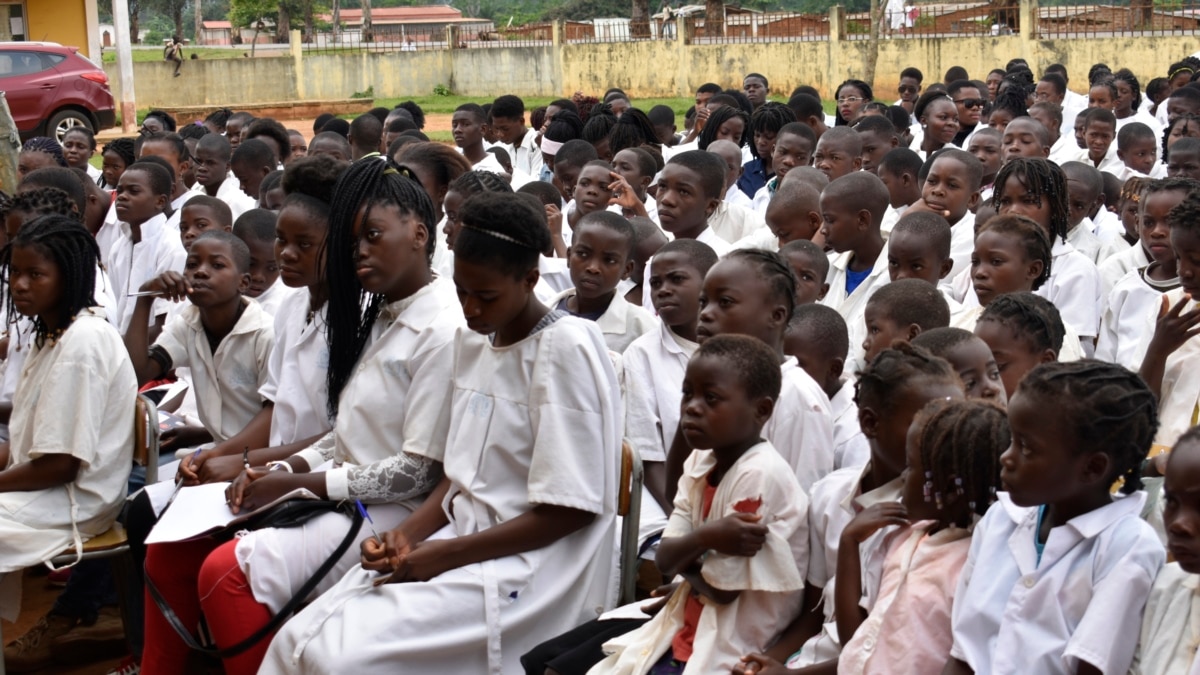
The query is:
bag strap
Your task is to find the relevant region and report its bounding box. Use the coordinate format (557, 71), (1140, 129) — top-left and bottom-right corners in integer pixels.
(145, 500), (364, 659)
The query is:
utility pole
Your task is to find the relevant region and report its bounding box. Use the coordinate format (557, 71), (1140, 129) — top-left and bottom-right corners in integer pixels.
(112, 0), (137, 133)
(195, 0), (204, 45)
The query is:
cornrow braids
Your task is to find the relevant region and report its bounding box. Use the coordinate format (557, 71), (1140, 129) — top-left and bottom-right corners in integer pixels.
(10, 186), (80, 222)
(977, 291), (1064, 354)
(2, 214), (99, 347)
(1019, 360), (1158, 494)
(749, 102), (798, 159)
(1090, 77), (1119, 102)
(977, 214), (1053, 290)
(610, 109), (661, 156)
(204, 107), (233, 132)
(581, 109), (617, 145)
(991, 158), (1070, 243)
(448, 170), (513, 197)
(1113, 69), (1142, 107)
(1121, 175), (1150, 204)
(1165, 182), (1200, 232)
(323, 159), (436, 418)
(102, 137), (136, 168)
(854, 341), (959, 412)
(698, 105), (751, 151)
(914, 398), (1009, 522)
(21, 137), (67, 167)
(725, 248), (797, 319)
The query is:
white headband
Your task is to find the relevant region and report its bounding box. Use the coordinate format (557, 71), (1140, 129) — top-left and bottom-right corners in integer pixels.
(540, 137), (563, 155)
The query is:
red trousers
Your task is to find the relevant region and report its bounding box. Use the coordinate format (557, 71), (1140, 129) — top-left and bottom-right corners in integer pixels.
(141, 538), (273, 675)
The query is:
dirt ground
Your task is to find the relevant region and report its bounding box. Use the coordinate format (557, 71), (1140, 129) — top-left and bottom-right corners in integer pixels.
(276, 114), (456, 139)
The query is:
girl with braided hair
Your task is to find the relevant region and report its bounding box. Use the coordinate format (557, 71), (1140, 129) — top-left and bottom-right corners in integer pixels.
(836, 398), (1009, 674)
(17, 136), (67, 181)
(945, 359), (1164, 675)
(0, 216), (137, 608)
(260, 190), (622, 674)
(991, 158), (1102, 352)
(99, 136), (135, 192)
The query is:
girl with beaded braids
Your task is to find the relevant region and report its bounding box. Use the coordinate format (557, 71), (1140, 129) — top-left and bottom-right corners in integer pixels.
(0, 214), (137, 578)
(945, 359), (1164, 675)
(259, 190), (623, 674)
(142, 158), (465, 675)
(832, 398), (1008, 674)
(991, 157), (1103, 351)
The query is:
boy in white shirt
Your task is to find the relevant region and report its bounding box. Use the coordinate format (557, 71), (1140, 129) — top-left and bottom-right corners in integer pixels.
(490, 94), (544, 178)
(232, 209), (293, 319)
(191, 133), (256, 220)
(1061, 161), (1105, 263)
(139, 133), (201, 233)
(910, 149), (982, 297)
(710, 139), (754, 210)
(553, 211), (657, 353)
(876, 148), (923, 241)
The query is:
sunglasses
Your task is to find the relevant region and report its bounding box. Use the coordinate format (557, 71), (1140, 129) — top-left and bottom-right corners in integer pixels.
(954, 98), (985, 109)
(898, 85), (919, 94)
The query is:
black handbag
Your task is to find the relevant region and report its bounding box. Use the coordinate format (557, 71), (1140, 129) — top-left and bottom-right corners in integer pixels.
(145, 498), (364, 658)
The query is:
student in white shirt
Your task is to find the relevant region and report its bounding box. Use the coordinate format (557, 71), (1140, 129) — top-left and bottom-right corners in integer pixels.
(945, 360), (1164, 675)
(1081, 108), (1125, 174)
(232, 209), (292, 319)
(908, 149), (982, 297)
(876, 148), (924, 241)
(736, 343), (967, 673)
(859, 279), (951, 366)
(259, 191), (622, 674)
(710, 138), (755, 209)
(912, 327), (1008, 404)
(140, 133), (201, 232)
(609, 147), (660, 224)
(819, 172), (893, 370)
(108, 161), (187, 335)
(490, 95), (544, 179)
(752, 122), (817, 214)
(552, 211), (656, 354)
(1028, 102), (1084, 167)
(191, 133), (256, 221)
(1061, 162), (1105, 263)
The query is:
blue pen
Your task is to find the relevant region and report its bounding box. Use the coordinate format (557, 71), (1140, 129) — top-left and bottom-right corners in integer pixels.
(356, 499), (382, 543)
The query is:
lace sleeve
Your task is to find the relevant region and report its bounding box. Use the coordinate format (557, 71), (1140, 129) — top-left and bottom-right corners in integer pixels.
(345, 452), (443, 502)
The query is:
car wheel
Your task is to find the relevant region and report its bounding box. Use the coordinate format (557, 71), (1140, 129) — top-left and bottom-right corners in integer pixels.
(47, 110), (93, 144)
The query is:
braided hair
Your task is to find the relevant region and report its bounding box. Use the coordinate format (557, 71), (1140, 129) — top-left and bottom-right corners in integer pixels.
(1113, 69), (1142, 111)
(609, 109), (661, 155)
(990, 86), (1029, 122)
(699, 104), (751, 151)
(976, 214), (1053, 291)
(749, 102), (797, 159)
(1165, 180), (1200, 233)
(1164, 114), (1200, 161)
(456, 191), (551, 279)
(323, 159), (436, 418)
(448, 170), (513, 197)
(977, 291), (1065, 355)
(21, 137), (67, 168)
(725, 248), (797, 320)
(912, 398), (1009, 522)
(1090, 77), (1119, 107)
(9, 187), (80, 223)
(2, 214), (99, 346)
(1018, 360), (1158, 494)
(854, 341), (959, 411)
(991, 158), (1070, 243)
(204, 107), (233, 133)
(581, 107), (617, 145)
(102, 137), (136, 169)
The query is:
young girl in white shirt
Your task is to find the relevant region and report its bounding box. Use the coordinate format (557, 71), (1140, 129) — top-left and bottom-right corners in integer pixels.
(258, 191), (623, 674)
(945, 360), (1165, 675)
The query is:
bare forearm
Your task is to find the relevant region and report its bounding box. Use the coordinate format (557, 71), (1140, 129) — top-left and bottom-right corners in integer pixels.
(0, 454), (81, 492)
(665, 422), (691, 503)
(644, 461), (671, 513)
(123, 297), (161, 384)
(209, 404), (273, 458)
(656, 527), (715, 578)
(435, 503), (595, 572)
(834, 536), (867, 644)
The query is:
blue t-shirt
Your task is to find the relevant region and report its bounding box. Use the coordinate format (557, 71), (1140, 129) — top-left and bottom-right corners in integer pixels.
(845, 265), (872, 296)
(736, 157), (770, 199)
(1034, 504), (1047, 567)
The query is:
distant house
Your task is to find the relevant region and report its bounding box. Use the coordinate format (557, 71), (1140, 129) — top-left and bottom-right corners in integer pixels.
(200, 20), (233, 45)
(321, 6), (493, 43)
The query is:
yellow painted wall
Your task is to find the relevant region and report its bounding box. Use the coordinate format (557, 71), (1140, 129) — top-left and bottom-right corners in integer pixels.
(27, 0), (91, 57)
(104, 32), (1200, 108)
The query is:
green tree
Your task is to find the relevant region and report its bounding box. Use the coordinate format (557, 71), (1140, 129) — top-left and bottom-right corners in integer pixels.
(144, 0), (189, 37)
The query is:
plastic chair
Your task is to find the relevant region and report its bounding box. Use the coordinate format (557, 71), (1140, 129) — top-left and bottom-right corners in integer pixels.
(0, 394), (159, 675)
(618, 442), (643, 606)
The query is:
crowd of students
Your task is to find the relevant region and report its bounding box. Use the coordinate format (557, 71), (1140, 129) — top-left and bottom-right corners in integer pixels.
(0, 52), (1199, 675)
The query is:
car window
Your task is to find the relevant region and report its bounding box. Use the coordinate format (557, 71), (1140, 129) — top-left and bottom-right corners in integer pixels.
(42, 53), (65, 68)
(0, 51), (51, 77)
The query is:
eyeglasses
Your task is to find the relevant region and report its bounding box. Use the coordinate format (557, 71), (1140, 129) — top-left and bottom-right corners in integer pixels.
(954, 98), (985, 109)
(1032, 91), (1052, 101)
(837, 96), (864, 105)
(898, 85), (919, 94)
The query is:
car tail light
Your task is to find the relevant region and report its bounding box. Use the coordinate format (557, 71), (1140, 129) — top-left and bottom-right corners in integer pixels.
(80, 71), (108, 85)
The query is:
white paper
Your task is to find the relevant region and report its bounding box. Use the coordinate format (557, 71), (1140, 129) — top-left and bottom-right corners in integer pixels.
(597, 598), (658, 622)
(10, 18), (23, 37)
(144, 482), (319, 544)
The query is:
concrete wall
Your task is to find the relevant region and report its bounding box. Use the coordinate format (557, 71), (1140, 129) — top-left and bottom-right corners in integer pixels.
(105, 30), (1199, 108)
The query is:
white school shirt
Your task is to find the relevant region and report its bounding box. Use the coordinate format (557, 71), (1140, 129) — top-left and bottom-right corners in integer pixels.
(1037, 238), (1102, 339)
(1140, 288), (1200, 452)
(95, 201), (121, 266)
(153, 298), (274, 443)
(1130, 563), (1200, 675)
(192, 175), (256, 221)
(1096, 234), (1132, 264)
(607, 193), (659, 225)
(1090, 207), (1123, 244)
(708, 200), (767, 244)
(830, 379), (869, 470)
(726, 183), (754, 210)
(164, 190), (199, 233)
(1099, 242), (1150, 298)
(1067, 220), (1103, 263)
(621, 320), (696, 464)
(768, 357), (835, 493)
(1095, 267), (1170, 370)
(731, 225), (780, 252)
(472, 151), (508, 177)
(107, 213), (187, 333)
(880, 203), (907, 241)
(289, 278), (463, 501)
(250, 277), (297, 321)
(948, 492), (1163, 675)
(549, 288), (656, 354)
(0, 309), (136, 576)
(641, 229), (732, 313)
(789, 463), (902, 667)
(591, 442), (808, 675)
(534, 255), (573, 306)
(751, 180), (773, 214)
(258, 291), (331, 447)
(1088, 146), (1125, 174)
(943, 211), (976, 295)
(501, 129), (544, 178)
(822, 249), (891, 372)
(1048, 134), (1086, 167)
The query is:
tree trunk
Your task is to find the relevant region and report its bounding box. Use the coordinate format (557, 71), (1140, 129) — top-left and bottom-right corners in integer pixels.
(704, 0), (723, 37)
(194, 0), (203, 44)
(332, 0), (341, 42)
(304, 0), (315, 42)
(362, 0), (373, 42)
(129, 0), (141, 44)
(172, 1), (184, 39)
(276, 2), (291, 42)
(864, 0), (881, 89)
(631, 0), (650, 38)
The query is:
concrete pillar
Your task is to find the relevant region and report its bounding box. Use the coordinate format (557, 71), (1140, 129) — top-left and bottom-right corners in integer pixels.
(678, 14), (691, 44)
(1020, 0), (1038, 42)
(446, 24), (459, 49)
(291, 29), (305, 101)
(830, 5), (845, 42)
(112, 0), (136, 133)
(552, 19), (563, 47)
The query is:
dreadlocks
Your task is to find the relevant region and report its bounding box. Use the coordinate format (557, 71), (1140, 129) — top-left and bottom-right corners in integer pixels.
(698, 104), (751, 151)
(2, 214), (99, 346)
(749, 102), (798, 159)
(991, 158), (1071, 243)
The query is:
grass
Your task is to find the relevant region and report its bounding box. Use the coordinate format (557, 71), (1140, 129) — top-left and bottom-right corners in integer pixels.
(100, 46), (287, 63)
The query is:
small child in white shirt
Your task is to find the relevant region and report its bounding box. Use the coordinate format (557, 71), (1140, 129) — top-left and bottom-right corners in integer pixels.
(232, 209), (291, 319)
(912, 327), (1008, 404)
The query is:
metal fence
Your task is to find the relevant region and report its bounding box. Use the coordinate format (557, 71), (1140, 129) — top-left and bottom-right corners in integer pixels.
(1037, 1), (1200, 37)
(684, 11), (832, 43)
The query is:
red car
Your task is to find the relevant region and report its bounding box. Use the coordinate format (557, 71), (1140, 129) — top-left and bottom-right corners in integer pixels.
(0, 42), (116, 142)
